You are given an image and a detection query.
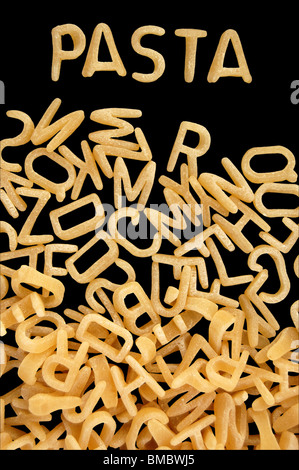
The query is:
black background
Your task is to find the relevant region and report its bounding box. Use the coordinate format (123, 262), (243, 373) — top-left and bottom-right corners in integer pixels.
(0, 1), (298, 456)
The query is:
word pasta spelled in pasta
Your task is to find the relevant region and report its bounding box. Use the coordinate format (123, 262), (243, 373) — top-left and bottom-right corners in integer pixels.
(51, 24), (252, 83)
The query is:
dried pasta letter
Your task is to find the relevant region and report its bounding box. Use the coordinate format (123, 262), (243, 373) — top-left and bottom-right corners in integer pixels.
(0, 221), (18, 251)
(199, 158), (254, 214)
(76, 313), (133, 362)
(51, 24), (86, 81)
(167, 121), (211, 177)
(24, 147), (76, 202)
(89, 107), (142, 147)
(59, 140), (104, 199)
(82, 23), (126, 78)
(0, 110), (34, 173)
(15, 311), (73, 353)
(131, 25), (166, 83)
(241, 145), (297, 183)
(65, 231), (119, 284)
(11, 265), (65, 308)
(248, 245), (290, 304)
(16, 187), (54, 246)
(207, 29), (252, 83)
(212, 195), (270, 253)
(31, 98), (84, 152)
(174, 29), (207, 83)
(0, 169), (33, 216)
(42, 329), (89, 392)
(114, 158), (156, 209)
(254, 183), (299, 218)
(50, 193), (104, 240)
(113, 281), (160, 336)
